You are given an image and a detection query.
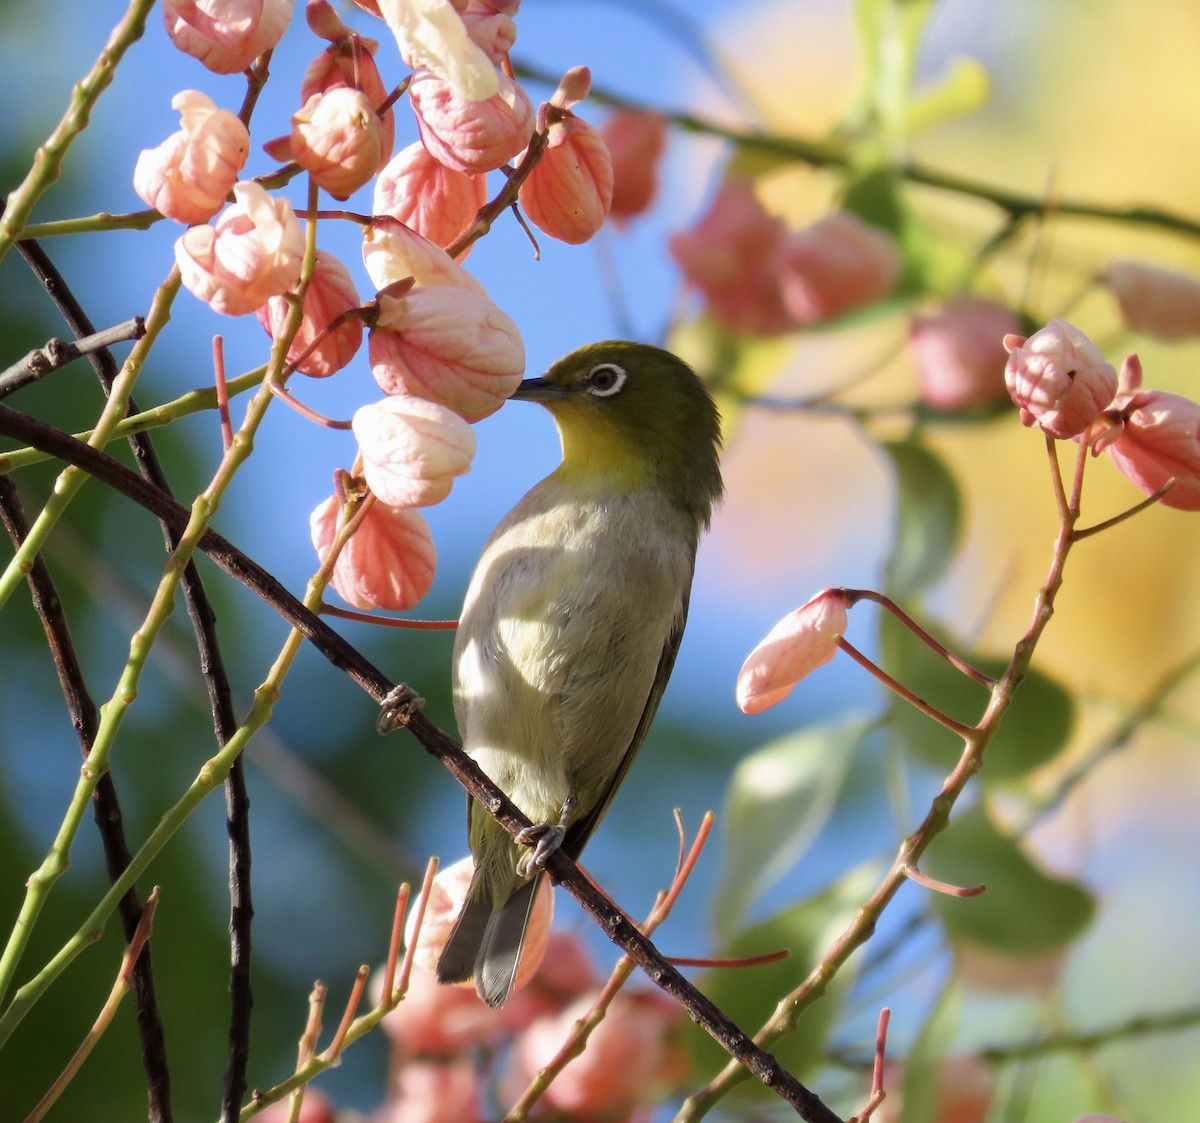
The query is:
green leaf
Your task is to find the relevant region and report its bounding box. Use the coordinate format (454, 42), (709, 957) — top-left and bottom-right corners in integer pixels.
(851, 0), (938, 137)
(924, 803), (1095, 955)
(712, 721), (866, 941)
(882, 441), (962, 600)
(900, 980), (963, 1123)
(690, 864), (880, 1089)
(881, 610), (1075, 783)
(906, 57), (991, 138)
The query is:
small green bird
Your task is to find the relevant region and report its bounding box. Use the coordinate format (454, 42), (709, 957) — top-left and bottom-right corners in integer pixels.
(436, 340), (723, 1006)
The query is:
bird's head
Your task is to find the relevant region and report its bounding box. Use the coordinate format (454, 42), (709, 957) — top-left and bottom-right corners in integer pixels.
(511, 341), (723, 524)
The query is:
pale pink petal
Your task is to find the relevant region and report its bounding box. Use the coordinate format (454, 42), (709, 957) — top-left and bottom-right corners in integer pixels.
(909, 295), (1018, 412)
(1107, 260), (1200, 341)
(163, 0), (294, 75)
(518, 112), (612, 245)
(374, 141), (487, 254)
(1106, 389), (1200, 510)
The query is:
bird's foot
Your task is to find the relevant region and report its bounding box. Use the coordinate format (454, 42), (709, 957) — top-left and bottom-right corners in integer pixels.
(375, 684), (426, 734)
(516, 797), (574, 873)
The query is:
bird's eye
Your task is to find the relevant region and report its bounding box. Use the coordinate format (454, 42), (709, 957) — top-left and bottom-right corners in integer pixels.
(585, 363), (627, 397)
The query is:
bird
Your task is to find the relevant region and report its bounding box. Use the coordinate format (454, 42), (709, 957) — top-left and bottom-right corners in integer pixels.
(435, 340), (723, 1007)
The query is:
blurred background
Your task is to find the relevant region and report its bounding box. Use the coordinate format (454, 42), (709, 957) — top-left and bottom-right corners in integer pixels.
(1, 0), (1199, 1119)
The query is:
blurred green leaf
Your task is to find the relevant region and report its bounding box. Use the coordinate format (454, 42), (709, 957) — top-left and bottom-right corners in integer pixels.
(882, 611), (1075, 782)
(900, 979), (962, 1123)
(841, 164), (908, 238)
(712, 720), (866, 941)
(906, 57), (991, 138)
(850, 0), (938, 137)
(882, 441), (962, 600)
(690, 863), (879, 1090)
(924, 803), (1095, 955)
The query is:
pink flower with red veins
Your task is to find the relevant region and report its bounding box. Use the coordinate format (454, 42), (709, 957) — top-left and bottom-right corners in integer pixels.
(670, 178), (792, 336)
(379, 0), (497, 100)
(602, 110), (668, 226)
(310, 494), (436, 610)
(775, 210), (901, 324)
(369, 284), (525, 421)
(1003, 318), (1118, 439)
(518, 67), (613, 245)
(403, 855), (553, 989)
(256, 249), (362, 376)
(300, 31), (396, 161)
(408, 68), (535, 174)
(1105, 388), (1200, 510)
(909, 295), (1019, 412)
(353, 395), (477, 508)
(133, 91), (249, 225)
(286, 86), (388, 199)
(460, 0), (517, 64)
(374, 142), (487, 255)
(381, 1060), (485, 1123)
(163, 0), (294, 75)
(736, 588), (851, 715)
(1106, 260), (1200, 341)
(175, 181), (304, 316)
(512, 989), (688, 1116)
(363, 215), (486, 291)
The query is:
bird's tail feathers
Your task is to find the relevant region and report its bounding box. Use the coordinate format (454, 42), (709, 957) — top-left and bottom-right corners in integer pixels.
(435, 885), (492, 987)
(475, 875), (542, 1008)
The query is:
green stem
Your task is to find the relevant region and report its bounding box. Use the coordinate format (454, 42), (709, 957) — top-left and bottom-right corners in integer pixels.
(0, 0), (156, 265)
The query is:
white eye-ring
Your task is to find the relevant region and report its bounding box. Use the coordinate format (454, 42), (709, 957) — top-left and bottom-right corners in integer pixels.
(585, 362), (627, 397)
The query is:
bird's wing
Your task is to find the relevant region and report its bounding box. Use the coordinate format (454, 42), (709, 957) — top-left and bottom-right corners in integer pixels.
(561, 579), (692, 862)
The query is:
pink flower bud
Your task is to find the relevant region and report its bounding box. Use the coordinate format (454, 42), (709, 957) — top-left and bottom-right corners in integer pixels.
(380, 1060), (484, 1123)
(459, 0), (517, 64)
(1106, 260), (1200, 341)
(379, 965), (502, 1054)
(499, 930), (599, 1031)
(363, 215), (486, 292)
(300, 33), (395, 162)
(175, 181), (305, 316)
(1003, 319), (1117, 439)
(736, 589), (850, 715)
(374, 142), (487, 254)
(253, 1089), (336, 1123)
(353, 395), (477, 508)
(305, 0), (352, 42)
(518, 112), (612, 245)
(287, 87), (388, 199)
(602, 110), (668, 225)
(310, 494), (436, 610)
(513, 989), (687, 1116)
(133, 91), (249, 225)
(402, 855), (553, 991)
(369, 285), (525, 421)
(379, 0), (498, 100)
(1105, 388), (1200, 510)
(256, 249), (362, 376)
(163, 0), (293, 75)
(669, 178), (792, 337)
(909, 295), (1019, 412)
(775, 211), (901, 324)
(408, 68), (535, 174)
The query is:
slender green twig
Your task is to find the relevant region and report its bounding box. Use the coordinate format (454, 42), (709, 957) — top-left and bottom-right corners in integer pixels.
(979, 1004), (1200, 1063)
(0, 0), (156, 265)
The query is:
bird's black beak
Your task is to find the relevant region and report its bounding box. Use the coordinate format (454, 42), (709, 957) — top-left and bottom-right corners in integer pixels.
(509, 375), (574, 402)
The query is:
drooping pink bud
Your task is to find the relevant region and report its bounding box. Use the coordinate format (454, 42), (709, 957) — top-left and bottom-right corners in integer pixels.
(1003, 319), (1118, 439)
(736, 589), (851, 715)
(253, 1088), (337, 1123)
(369, 284), (525, 421)
(353, 395), (477, 508)
(379, 0), (497, 100)
(602, 110), (668, 225)
(175, 181), (305, 316)
(285, 87), (388, 199)
(163, 0), (294, 75)
(518, 108), (612, 245)
(408, 68), (535, 174)
(133, 91), (249, 225)
(385, 1059), (486, 1123)
(300, 32), (395, 161)
(669, 178), (792, 337)
(256, 249), (362, 376)
(1105, 388), (1200, 510)
(305, 0), (352, 42)
(775, 211), (901, 324)
(374, 142), (487, 254)
(460, 0), (517, 64)
(310, 493), (437, 610)
(1106, 260), (1200, 341)
(909, 295), (1019, 412)
(363, 215), (486, 291)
